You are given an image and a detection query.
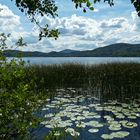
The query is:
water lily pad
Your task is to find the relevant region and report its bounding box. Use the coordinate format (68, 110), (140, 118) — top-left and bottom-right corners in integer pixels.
(122, 122), (138, 128)
(65, 128), (80, 137)
(104, 115), (114, 121)
(127, 115), (137, 119)
(44, 113), (54, 118)
(45, 124), (54, 128)
(101, 134), (114, 139)
(111, 131), (130, 138)
(116, 114), (125, 119)
(42, 108), (48, 111)
(88, 128), (99, 133)
(76, 121), (86, 128)
(108, 126), (122, 131)
(93, 115), (101, 119)
(76, 116), (86, 121)
(85, 121), (99, 126)
(95, 107), (104, 111)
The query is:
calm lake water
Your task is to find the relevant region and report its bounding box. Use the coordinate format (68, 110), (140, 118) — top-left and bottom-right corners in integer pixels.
(9, 57), (140, 65)
(32, 88), (140, 140)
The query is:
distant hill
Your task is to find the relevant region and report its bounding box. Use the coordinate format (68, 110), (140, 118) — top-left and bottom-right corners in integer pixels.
(3, 43), (140, 57)
(59, 49), (79, 54)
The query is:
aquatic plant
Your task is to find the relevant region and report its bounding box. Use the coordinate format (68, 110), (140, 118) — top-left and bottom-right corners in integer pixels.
(26, 62), (140, 101)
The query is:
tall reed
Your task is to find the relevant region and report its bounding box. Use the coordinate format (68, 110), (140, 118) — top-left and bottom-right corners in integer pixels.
(25, 62), (140, 100)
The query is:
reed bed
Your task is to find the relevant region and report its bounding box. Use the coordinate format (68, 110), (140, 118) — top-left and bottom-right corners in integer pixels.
(25, 62), (140, 100)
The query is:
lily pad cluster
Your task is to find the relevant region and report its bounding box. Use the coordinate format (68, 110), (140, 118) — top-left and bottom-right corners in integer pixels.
(40, 88), (140, 139)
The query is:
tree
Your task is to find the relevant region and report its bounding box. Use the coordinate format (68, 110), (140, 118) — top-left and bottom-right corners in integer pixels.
(10, 0), (140, 40)
(0, 33), (49, 139)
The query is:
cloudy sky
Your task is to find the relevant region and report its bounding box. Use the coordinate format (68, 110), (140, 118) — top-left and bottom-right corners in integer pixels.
(0, 0), (140, 52)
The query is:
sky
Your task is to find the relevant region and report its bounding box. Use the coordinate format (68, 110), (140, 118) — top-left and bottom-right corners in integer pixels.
(0, 0), (140, 52)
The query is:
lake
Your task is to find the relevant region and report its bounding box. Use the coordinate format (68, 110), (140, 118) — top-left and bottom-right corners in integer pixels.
(8, 57), (140, 65)
(32, 88), (140, 140)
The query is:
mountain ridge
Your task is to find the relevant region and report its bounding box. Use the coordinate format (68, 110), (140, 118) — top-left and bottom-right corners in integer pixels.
(3, 43), (140, 57)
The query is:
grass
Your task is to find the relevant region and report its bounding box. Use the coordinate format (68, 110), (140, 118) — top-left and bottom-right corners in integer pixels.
(25, 62), (140, 101)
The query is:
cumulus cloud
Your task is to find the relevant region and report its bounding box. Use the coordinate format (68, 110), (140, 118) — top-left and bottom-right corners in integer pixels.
(0, 3), (140, 52)
(34, 13), (139, 52)
(0, 4), (20, 31)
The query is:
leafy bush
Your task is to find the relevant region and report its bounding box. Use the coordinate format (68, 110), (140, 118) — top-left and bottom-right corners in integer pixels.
(0, 33), (47, 139)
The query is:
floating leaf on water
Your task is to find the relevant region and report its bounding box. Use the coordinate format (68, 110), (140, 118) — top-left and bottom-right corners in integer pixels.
(95, 107), (104, 111)
(121, 103), (129, 108)
(115, 114), (125, 119)
(44, 113), (54, 118)
(104, 115), (114, 121)
(65, 128), (80, 137)
(120, 120), (128, 124)
(40, 121), (49, 125)
(70, 117), (77, 121)
(86, 120), (99, 126)
(104, 115), (111, 119)
(83, 111), (90, 114)
(136, 113), (140, 117)
(108, 120), (119, 125)
(133, 103), (139, 108)
(58, 121), (73, 127)
(128, 116), (137, 119)
(111, 131), (130, 138)
(122, 122), (138, 128)
(84, 115), (94, 119)
(88, 104), (96, 107)
(101, 134), (114, 139)
(42, 108), (49, 111)
(54, 131), (61, 136)
(45, 124), (54, 128)
(115, 107), (122, 112)
(95, 123), (104, 128)
(76, 121), (86, 128)
(46, 98), (51, 102)
(88, 128), (99, 133)
(108, 126), (122, 131)
(76, 116), (86, 121)
(86, 121), (103, 128)
(93, 115), (101, 119)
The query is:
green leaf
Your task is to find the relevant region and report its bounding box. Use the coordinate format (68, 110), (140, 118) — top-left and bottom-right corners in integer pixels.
(89, 7), (94, 11)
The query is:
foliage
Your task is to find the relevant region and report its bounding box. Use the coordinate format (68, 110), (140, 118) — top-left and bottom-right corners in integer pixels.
(11, 0), (59, 40)
(28, 63), (140, 101)
(0, 33), (48, 139)
(131, 0), (140, 16)
(45, 128), (67, 140)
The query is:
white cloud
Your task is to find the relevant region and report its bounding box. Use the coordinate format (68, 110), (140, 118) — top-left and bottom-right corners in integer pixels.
(34, 13), (139, 52)
(0, 3), (140, 52)
(0, 4), (20, 31)
(131, 11), (140, 31)
(20, 12), (140, 52)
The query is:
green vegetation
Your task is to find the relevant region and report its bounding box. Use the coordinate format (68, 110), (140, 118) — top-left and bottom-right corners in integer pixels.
(27, 62), (140, 101)
(0, 34), (48, 139)
(37, 89), (140, 140)
(1, 42), (140, 139)
(1, 1), (140, 139)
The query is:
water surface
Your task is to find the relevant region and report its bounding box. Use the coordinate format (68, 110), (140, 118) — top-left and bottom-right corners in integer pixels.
(8, 57), (140, 65)
(32, 88), (140, 140)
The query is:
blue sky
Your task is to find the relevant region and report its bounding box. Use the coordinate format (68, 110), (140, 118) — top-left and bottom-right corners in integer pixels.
(0, 0), (140, 52)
